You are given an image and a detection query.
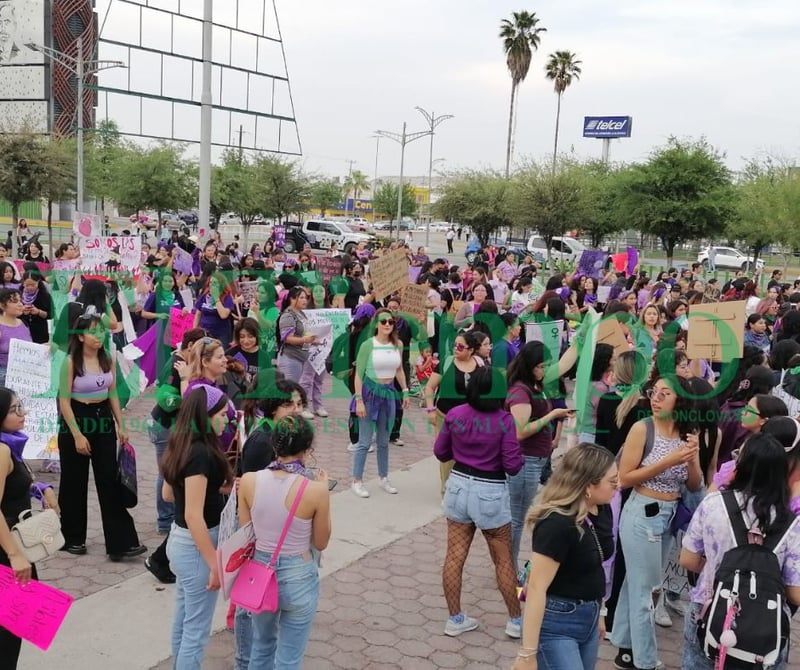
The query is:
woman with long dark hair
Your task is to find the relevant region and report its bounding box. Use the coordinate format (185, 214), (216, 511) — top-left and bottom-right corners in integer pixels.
(277, 286), (317, 383)
(57, 311), (144, 559)
(575, 343), (615, 444)
(193, 272), (237, 348)
(163, 385), (234, 668)
(19, 271), (51, 344)
(680, 434), (800, 669)
(0, 288), (31, 386)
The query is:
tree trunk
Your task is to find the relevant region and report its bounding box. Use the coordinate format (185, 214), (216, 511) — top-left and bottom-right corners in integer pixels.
(47, 200), (53, 259)
(505, 82), (517, 178)
(552, 93), (562, 175)
(242, 222), (250, 248)
(665, 239), (675, 268)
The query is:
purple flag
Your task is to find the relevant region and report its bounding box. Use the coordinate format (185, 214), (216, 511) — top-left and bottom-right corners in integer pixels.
(130, 324), (159, 387)
(626, 247), (639, 277)
(577, 250), (607, 280)
(174, 247), (193, 275)
(408, 266), (422, 283)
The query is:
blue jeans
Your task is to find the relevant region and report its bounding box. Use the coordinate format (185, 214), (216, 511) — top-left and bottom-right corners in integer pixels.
(167, 524), (220, 670)
(149, 420), (173, 532)
(248, 552), (320, 670)
(277, 355), (305, 383)
(538, 596), (601, 670)
(352, 399), (395, 480)
(234, 607), (252, 670)
(508, 455), (547, 566)
(680, 602), (787, 669)
(610, 490), (677, 669)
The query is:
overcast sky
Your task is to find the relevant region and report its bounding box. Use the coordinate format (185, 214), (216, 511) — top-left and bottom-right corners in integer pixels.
(277, 0), (799, 179)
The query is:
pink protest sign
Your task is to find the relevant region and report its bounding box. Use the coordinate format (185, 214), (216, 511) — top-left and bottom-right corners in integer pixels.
(0, 565), (75, 650)
(168, 307), (195, 348)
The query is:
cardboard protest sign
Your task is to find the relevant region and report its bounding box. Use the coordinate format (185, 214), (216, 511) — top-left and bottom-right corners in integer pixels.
(596, 315), (631, 357)
(400, 284), (429, 327)
(78, 236), (141, 270)
(577, 250), (607, 280)
(369, 248), (408, 299)
(238, 280), (259, 307)
(73, 212), (100, 239)
(168, 307), (196, 348)
(304, 309), (350, 375)
(0, 565), (75, 650)
(317, 256), (342, 284)
(686, 300), (745, 362)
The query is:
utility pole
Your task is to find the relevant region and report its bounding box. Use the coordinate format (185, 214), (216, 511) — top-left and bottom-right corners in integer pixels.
(415, 107), (454, 247)
(345, 159), (355, 218)
(198, 0), (213, 235)
(374, 122), (431, 240)
(371, 135), (381, 223)
(238, 124), (244, 162)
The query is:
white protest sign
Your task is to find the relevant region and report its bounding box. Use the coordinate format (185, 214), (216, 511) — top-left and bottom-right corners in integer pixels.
(304, 309), (350, 376)
(5, 340), (64, 460)
(662, 530), (690, 597)
(73, 212), (100, 239)
(79, 236), (141, 270)
(597, 286), (612, 303)
(525, 319), (564, 363)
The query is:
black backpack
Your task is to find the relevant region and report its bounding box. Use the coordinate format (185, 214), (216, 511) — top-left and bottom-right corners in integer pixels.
(698, 490), (795, 669)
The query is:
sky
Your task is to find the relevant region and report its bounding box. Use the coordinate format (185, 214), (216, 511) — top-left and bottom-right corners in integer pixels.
(95, 0), (800, 181)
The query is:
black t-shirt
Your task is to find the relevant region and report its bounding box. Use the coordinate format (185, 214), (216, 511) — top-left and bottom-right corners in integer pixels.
(531, 506), (614, 601)
(240, 421), (275, 475)
(173, 441), (226, 529)
(344, 277), (366, 310)
(226, 346), (260, 378)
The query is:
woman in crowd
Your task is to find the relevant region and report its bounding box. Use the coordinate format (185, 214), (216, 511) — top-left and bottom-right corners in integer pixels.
(247, 279), (279, 366)
(513, 444), (618, 670)
(299, 289), (329, 420)
(424, 331), (484, 495)
(0, 387), (58, 668)
(140, 271), (185, 331)
(343, 260), (367, 310)
(226, 317), (261, 380)
(611, 375), (703, 670)
(162, 385), (234, 669)
(19, 271), (52, 344)
(193, 272), (237, 349)
(595, 350), (651, 455)
(505, 341), (573, 566)
(454, 282), (489, 329)
(24, 239), (48, 263)
(471, 330), (492, 364)
(491, 312), (521, 372)
(0, 288), (31, 386)
(634, 303), (662, 360)
(57, 311), (145, 559)
(680, 434), (800, 669)
(343, 304), (376, 453)
(434, 366), (523, 639)
(277, 286), (316, 383)
(575, 343), (615, 443)
(0, 262), (17, 289)
(352, 308), (409, 498)
(744, 313), (771, 354)
(237, 416), (331, 668)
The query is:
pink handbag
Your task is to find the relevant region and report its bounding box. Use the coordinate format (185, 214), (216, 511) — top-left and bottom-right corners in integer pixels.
(230, 477), (309, 614)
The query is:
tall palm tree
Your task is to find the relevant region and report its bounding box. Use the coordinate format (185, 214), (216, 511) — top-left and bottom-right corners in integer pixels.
(545, 50), (582, 173)
(500, 11), (547, 178)
(342, 169), (370, 217)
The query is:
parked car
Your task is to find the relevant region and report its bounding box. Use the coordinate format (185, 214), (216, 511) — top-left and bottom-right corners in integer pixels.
(527, 235), (587, 263)
(219, 212), (242, 226)
(697, 246), (765, 271)
(178, 210), (199, 227)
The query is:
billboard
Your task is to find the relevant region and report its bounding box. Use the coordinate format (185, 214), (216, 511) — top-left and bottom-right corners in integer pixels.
(0, 0), (48, 131)
(583, 116), (632, 139)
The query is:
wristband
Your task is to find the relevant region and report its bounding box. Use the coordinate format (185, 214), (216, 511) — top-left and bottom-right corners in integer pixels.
(31, 482), (54, 501)
(426, 407), (436, 413)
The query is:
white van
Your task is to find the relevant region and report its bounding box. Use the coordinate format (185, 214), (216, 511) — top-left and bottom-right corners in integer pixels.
(527, 235), (587, 262)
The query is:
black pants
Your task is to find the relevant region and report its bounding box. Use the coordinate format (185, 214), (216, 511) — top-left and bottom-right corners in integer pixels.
(0, 549), (38, 668)
(446, 239), (453, 253)
(58, 400), (140, 554)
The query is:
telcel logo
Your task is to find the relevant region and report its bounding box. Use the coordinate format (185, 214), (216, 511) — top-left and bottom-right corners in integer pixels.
(585, 119), (627, 131)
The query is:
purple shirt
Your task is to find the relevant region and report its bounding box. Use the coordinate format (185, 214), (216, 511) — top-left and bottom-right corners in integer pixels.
(683, 490), (800, 604)
(0, 321), (32, 368)
(434, 405), (522, 475)
(194, 293), (235, 340)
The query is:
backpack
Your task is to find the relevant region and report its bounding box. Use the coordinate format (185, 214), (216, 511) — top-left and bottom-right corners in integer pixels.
(698, 490), (794, 669)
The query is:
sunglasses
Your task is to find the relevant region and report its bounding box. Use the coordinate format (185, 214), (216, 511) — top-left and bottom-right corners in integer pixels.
(454, 343), (470, 352)
(741, 405), (763, 418)
(378, 318), (395, 326)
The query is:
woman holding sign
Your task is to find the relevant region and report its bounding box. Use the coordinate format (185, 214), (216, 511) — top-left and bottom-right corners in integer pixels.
(0, 289), (32, 387)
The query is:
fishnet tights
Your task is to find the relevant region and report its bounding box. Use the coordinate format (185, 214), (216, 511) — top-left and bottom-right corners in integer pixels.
(442, 520), (521, 618)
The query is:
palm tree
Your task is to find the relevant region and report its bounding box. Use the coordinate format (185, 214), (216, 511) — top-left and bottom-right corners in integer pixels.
(342, 170), (370, 217)
(500, 11), (547, 178)
(545, 50), (582, 174)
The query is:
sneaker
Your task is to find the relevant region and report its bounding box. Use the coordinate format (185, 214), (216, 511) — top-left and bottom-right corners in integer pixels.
(613, 649), (635, 670)
(390, 438), (404, 446)
(654, 593), (672, 628)
(379, 477), (398, 494)
(301, 409), (315, 420)
(664, 594), (688, 617)
(444, 613), (478, 637)
(144, 557), (176, 584)
(351, 482), (370, 498)
(347, 442), (374, 453)
(505, 616), (521, 639)
(315, 407), (329, 418)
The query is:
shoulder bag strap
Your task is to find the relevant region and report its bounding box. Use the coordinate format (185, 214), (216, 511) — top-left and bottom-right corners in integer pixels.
(268, 476), (309, 568)
(642, 417), (655, 461)
(721, 489), (750, 547)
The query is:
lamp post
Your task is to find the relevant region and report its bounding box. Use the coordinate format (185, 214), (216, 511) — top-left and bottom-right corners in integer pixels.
(371, 134), (381, 224)
(199, 0), (213, 235)
(25, 38), (126, 213)
(415, 108), (453, 247)
(374, 123), (431, 240)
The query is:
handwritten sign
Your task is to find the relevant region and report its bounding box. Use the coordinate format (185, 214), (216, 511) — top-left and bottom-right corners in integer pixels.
(72, 212), (100, 239)
(238, 280), (259, 307)
(52, 258), (80, 272)
(304, 309), (350, 376)
(0, 565), (75, 650)
(168, 307), (196, 348)
(79, 236), (141, 271)
(317, 256), (342, 284)
(400, 284), (428, 328)
(6, 340), (62, 460)
(369, 248), (409, 300)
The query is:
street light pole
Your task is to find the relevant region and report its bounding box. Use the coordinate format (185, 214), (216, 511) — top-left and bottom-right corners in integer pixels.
(415, 107), (453, 247)
(25, 40), (126, 215)
(371, 134), (381, 223)
(198, 0), (213, 236)
(374, 122), (430, 240)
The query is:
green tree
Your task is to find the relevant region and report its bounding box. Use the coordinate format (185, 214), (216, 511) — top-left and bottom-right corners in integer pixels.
(545, 50), (582, 174)
(84, 119), (125, 218)
(308, 179), (342, 217)
(341, 170), (370, 216)
(42, 137), (77, 254)
(0, 130), (51, 228)
(619, 138), (736, 266)
(499, 11), (547, 177)
(573, 160), (627, 248)
(212, 150), (264, 246)
(434, 171), (511, 246)
(373, 183), (418, 233)
(111, 143), (196, 236)
(257, 157), (308, 223)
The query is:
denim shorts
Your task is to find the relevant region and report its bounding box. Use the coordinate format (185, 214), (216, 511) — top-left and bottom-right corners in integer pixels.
(443, 471), (511, 530)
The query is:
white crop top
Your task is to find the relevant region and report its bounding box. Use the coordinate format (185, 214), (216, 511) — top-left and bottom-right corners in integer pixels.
(368, 337), (402, 379)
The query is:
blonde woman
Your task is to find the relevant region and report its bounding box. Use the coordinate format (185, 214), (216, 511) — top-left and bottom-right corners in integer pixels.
(513, 444), (619, 670)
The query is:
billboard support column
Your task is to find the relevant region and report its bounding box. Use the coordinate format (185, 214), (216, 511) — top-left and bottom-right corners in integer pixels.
(198, 0), (213, 234)
(601, 138), (610, 164)
(76, 35), (84, 211)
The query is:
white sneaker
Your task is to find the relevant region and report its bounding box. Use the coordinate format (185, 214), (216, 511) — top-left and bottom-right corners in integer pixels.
(347, 442), (375, 453)
(390, 438), (404, 446)
(665, 594), (688, 617)
(301, 409), (315, 420)
(505, 617), (522, 639)
(654, 593), (672, 628)
(444, 613), (478, 637)
(315, 408), (329, 418)
(379, 477), (398, 494)
(351, 482), (370, 498)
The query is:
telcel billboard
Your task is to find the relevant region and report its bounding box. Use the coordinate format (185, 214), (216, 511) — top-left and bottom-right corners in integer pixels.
(583, 116), (632, 139)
